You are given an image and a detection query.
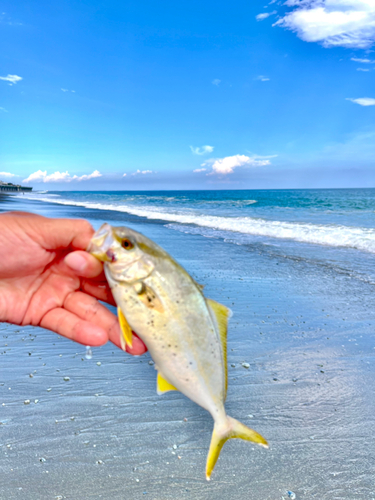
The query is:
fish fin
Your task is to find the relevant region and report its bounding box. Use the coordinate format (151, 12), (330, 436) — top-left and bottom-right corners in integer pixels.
(206, 416), (268, 481)
(157, 372), (179, 395)
(206, 299), (231, 399)
(193, 279), (205, 292)
(117, 307), (133, 350)
(138, 284), (164, 313)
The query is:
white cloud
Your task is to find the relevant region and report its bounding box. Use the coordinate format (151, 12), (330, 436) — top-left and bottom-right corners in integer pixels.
(346, 97), (375, 106)
(357, 67), (370, 71)
(351, 57), (375, 63)
(255, 75), (270, 81)
(61, 88), (69, 92)
(202, 154), (272, 175)
(73, 170), (102, 181)
(193, 168), (207, 173)
(212, 79), (221, 86)
(275, 0), (375, 49)
(131, 169), (154, 175)
(0, 171), (16, 177)
(23, 169), (103, 183)
(256, 10), (277, 21)
(190, 145), (214, 155)
(0, 74), (22, 85)
(23, 170), (47, 183)
(0, 107), (8, 112)
(123, 173), (127, 177)
(45, 171), (71, 182)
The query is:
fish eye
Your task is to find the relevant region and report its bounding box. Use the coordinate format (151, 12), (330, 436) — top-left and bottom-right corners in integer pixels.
(121, 238), (134, 250)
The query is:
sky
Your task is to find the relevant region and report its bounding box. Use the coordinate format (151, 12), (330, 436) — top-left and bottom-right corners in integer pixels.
(1, 0), (375, 190)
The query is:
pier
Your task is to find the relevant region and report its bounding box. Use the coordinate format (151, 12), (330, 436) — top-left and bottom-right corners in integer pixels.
(0, 181), (33, 192)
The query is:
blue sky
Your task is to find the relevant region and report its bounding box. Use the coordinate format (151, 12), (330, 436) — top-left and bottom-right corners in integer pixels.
(1, 0), (375, 190)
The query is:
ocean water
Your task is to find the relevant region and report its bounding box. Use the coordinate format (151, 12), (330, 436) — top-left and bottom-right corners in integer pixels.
(18, 188), (375, 282)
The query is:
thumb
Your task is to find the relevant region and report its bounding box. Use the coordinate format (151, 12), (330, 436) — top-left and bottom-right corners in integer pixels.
(64, 251), (104, 278)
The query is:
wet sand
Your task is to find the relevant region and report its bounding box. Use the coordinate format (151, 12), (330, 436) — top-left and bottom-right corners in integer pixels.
(1, 196), (375, 499)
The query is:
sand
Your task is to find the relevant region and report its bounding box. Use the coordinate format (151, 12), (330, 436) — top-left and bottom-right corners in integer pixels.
(0, 195), (374, 499)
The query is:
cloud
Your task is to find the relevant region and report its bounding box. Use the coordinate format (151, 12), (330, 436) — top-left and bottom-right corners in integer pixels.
(212, 79), (221, 86)
(73, 170), (102, 181)
(275, 0), (375, 49)
(0, 171), (17, 178)
(131, 169), (154, 175)
(23, 169), (103, 183)
(351, 57), (375, 63)
(0, 107), (8, 112)
(346, 97), (375, 106)
(255, 75), (270, 81)
(190, 145), (214, 155)
(193, 168), (207, 173)
(123, 173), (127, 177)
(23, 170), (47, 183)
(357, 67), (370, 71)
(256, 10), (277, 21)
(0, 74), (22, 85)
(61, 88), (76, 93)
(202, 154), (272, 175)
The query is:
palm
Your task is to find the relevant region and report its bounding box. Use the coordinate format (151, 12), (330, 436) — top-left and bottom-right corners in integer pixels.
(0, 212), (146, 354)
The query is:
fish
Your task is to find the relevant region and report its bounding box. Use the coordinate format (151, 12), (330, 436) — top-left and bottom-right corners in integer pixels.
(88, 223), (268, 480)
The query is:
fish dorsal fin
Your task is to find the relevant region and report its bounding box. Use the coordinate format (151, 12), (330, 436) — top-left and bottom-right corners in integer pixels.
(157, 372), (179, 395)
(193, 279), (205, 292)
(118, 307), (133, 350)
(206, 298), (231, 399)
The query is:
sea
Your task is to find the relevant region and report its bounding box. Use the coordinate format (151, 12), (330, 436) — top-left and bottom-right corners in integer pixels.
(17, 187), (375, 282)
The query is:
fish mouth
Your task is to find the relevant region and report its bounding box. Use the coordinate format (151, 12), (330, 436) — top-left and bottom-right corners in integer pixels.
(88, 223), (117, 262)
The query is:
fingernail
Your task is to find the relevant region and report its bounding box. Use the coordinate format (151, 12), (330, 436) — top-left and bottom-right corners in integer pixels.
(65, 252), (87, 272)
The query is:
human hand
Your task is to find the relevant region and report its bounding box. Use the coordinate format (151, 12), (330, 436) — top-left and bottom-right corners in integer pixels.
(0, 211), (146, 354)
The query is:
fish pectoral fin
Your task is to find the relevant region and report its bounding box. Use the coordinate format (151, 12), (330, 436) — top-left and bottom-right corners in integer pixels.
(206, 298), (231, 398)
(138, 284), (164, 313)
(117, 307), (133, 350)
(157, 372), (179, 395)
(206, 416), (268, 481)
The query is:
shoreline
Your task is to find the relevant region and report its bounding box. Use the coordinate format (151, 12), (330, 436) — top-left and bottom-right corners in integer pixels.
(1, 196), (374, 499)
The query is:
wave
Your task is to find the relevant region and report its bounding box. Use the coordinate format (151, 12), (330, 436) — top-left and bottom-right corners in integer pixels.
(19, 194), (375, 254)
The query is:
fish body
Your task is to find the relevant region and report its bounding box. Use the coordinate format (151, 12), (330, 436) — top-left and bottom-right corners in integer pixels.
(89, 223), (267, 479)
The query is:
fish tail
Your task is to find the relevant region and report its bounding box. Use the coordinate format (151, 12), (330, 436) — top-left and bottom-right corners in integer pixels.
(205, 416), (268, 481)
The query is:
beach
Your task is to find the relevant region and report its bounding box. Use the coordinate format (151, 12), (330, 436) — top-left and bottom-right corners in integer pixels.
(1, 191), (375, 500)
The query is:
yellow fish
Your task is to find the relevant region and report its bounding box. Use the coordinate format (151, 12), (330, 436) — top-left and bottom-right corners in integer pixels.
(89, 223), (268, 479)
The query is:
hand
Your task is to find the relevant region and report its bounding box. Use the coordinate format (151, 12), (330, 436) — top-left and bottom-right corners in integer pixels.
(0, 211), (146, 354)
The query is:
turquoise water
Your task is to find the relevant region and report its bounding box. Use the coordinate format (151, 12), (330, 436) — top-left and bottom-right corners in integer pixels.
(19, 188), (375, 250)
(19, 189), (375, 285)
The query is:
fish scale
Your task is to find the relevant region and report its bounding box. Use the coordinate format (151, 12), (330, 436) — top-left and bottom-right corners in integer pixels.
(89, 223), (268, 479)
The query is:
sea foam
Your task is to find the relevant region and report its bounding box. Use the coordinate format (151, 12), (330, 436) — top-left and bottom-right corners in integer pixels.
(18, 193), (375, 254)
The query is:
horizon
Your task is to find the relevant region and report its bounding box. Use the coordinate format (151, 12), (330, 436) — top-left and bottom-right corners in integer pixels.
(1, 1), (375, 190)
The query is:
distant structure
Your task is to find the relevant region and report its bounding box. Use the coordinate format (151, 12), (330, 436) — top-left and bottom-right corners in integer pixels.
(0, 181), (32, 192)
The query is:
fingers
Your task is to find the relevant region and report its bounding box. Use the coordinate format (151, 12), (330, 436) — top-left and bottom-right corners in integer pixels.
(125, 333), (148, 356)
(80, 280), (116, 306)
(64, 290), (118, 335)
(40, 307), (109, 346)
(64, 251), (104, 278)
(27, 215), (96, 251)
(64, 290), (147, 355)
